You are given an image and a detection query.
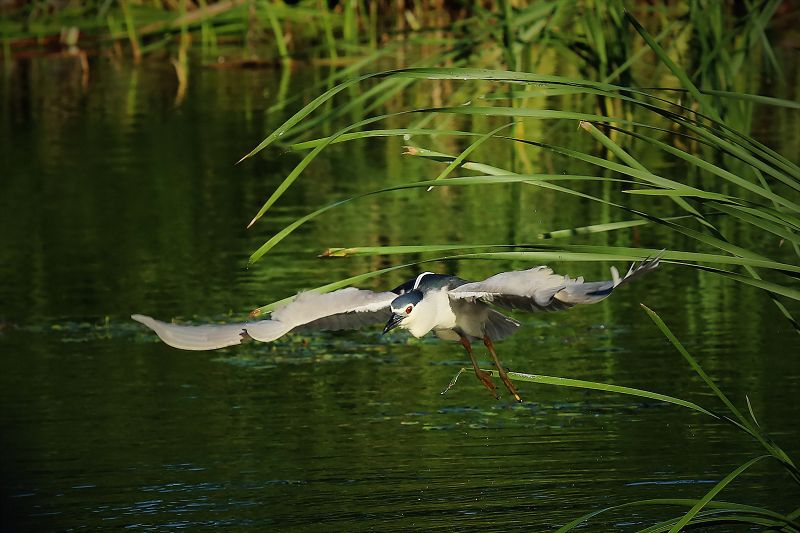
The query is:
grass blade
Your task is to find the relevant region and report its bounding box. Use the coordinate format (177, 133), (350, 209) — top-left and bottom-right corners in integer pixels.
(640, 305), (751, 428)
(624, 10), (721, 123)
(538, 217), (692, 239)
(426, 122), (515, 191)
(667, 456), (771, 532)
(557, 499), (800, 532)
(491, 371), (716, 417)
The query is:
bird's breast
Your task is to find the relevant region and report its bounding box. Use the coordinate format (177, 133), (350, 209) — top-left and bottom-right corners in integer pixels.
(406, 289), (457, 338)
(431, 289), (458, 330)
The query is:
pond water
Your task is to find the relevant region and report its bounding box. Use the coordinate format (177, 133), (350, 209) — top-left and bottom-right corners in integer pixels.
(1, 56), (799, 531)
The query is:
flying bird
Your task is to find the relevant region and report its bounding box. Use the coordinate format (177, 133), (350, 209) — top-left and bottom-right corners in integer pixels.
(132, 255), (661, 401)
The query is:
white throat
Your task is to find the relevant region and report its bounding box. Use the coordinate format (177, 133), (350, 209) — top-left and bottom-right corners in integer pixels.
(402, 288), (457, 338)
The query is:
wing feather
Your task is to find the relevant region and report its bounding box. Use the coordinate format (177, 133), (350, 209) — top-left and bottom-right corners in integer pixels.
(131, 314), (253, 350)
(286, 288), (395, 332)
(132, 287), (397, 351)
(449, 255), (661, 312)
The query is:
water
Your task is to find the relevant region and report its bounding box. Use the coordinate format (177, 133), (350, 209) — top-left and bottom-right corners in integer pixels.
(1, 56), (799, 531)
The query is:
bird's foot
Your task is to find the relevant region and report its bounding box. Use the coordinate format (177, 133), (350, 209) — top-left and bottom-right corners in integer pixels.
(498, 370), (522, 403)
(474, 369), (499, 400)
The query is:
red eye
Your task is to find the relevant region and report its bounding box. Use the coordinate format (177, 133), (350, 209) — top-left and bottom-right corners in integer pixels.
(405, 305), (413, 314)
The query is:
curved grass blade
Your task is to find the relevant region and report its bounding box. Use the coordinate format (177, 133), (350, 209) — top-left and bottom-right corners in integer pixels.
(649, 86), (800, 110)
(260, 87), (796, 239)
(247, 105), (666, 228)
(538, 216), (692, 239)
(426, 121), (516, 191)
(497, 136), (735, 201)
(237, 71), (375, 163)
(708, 202), (800, 245)
(685, 265), (800, 302)
(667, 456), (771, 532)
(239, 66), (631, 162)
(409, 148), (790, 267)
(624, 10), (721, 124)
(321, 245), (800, 275)
(491, 370), (716, 417)
(288, 127), (477, 150)
(284, 57), (448, 141)
(578, 121), (718, 242)
(576, 122), (800, 332)
(557, 499), (800, 533)
(641, 511), (789, 532)
(289, 124), (798, 244)
(291, 126), (731, 203)
(246, 174), (641, 264)
(265, 42), (402, 115)
(643, 304), (799, 470)
(245, 110), (404, 227)
(243, 65), (799, 185)
(641, 305), (752, 429)
(581, 121), (798, 241)
(601, 124), (800, 212)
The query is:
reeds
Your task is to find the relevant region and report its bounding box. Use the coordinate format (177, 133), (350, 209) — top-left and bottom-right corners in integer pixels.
(238, 7), (799, 529)
(543, 305), (800, 531)
(241, 63), (799, 315)
(4, 1), (784, 76)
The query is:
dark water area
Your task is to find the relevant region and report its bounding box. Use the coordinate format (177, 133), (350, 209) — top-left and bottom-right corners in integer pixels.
(1, 55), (799, 531)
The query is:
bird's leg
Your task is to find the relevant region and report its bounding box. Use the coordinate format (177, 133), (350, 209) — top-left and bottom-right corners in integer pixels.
(460, 335), (498, 399)
(483, 335), (522, 403)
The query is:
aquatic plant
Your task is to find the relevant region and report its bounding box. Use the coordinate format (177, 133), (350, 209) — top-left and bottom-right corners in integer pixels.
(240, 17), (799, 325)
(528, 305), (798, 531)
(234, 8), (799, 530)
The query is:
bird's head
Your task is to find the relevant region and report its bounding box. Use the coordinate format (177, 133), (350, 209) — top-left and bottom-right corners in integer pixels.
(383, 290), (424, 335)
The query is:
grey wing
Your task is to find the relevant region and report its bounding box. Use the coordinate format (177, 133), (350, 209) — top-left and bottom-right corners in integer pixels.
(273, 288), (396, 333)
(132, 287), (397, 351)
(449, 254), (661, 312)
(131, 314), (258, 351)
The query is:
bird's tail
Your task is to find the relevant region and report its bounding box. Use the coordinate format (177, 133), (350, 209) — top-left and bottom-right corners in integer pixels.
(131, 314), (291, 351)
(555, 251), (664, 305)
(483, 309), (521, 341)
(609, 250), (664, 290)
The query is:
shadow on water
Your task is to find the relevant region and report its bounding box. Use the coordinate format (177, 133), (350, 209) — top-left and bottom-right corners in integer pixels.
(1, 54), (799, 530)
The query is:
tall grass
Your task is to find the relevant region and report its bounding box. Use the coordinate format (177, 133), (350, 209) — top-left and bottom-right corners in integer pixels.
(0, 0), (472, 62)
(241, 62), (799, 323)
(235, 7), (798, 530)
(539, 305), (800, 531)
(3, 1), (783, 74)
(443, 305), (800, 529)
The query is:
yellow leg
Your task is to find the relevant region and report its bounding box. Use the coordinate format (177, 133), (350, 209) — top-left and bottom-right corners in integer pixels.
(483, 335), (522, 402)
(460, 335), (498, 399)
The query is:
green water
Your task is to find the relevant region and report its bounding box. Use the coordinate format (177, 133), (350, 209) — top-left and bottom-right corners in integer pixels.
(1, 57), (799, 531)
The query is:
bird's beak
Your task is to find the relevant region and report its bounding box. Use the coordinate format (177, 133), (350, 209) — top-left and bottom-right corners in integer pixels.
(383, 313), (403, 335)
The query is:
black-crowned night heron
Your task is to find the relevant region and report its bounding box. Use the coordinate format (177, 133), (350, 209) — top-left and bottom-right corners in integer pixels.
(133, 256), (660, 401)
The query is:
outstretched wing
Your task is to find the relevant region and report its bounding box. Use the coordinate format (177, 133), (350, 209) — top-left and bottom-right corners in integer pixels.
(132, 287), (397, 351)
(270, 287), (396, 332)
(131, 314), (260, 351)
(448, 255), (662, 312)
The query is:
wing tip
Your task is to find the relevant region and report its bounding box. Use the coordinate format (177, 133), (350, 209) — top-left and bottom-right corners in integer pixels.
(131, 313), (155, 326)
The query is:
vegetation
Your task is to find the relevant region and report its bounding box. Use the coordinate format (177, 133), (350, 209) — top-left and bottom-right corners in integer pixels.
(223, 5), (798, 530)
(6, 0), (796, 529)
(515, 305), (799, 531)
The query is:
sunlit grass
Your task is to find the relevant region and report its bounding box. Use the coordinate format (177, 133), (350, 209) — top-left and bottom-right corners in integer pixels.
(237, 7), (799, 530)
(239, 9), (798, 330)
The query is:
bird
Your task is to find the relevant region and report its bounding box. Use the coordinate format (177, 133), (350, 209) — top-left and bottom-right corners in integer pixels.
(132, 255), (661, 402)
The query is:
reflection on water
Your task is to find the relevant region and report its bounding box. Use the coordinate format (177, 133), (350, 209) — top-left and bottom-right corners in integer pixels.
(1, 56), (799, 531)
